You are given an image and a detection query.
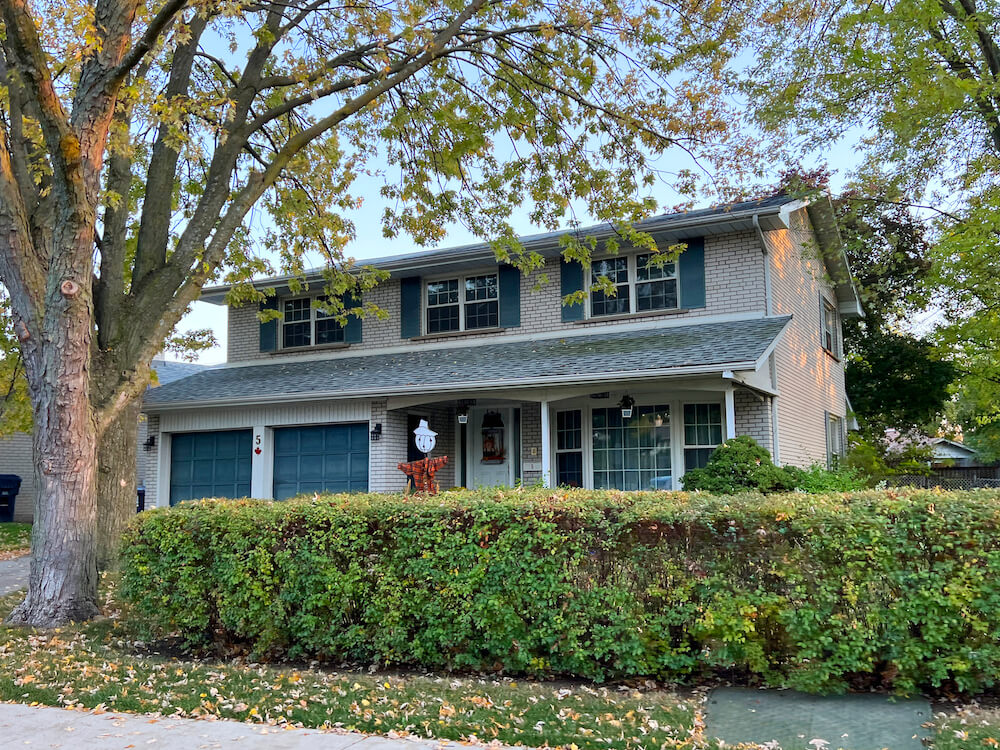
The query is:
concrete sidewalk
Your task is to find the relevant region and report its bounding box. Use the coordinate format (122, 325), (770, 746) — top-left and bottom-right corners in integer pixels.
(0, 702), (461, 749)
(0, 553), (29, 595)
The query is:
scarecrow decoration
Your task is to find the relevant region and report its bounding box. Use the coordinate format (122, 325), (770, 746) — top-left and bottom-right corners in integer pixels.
(398, 419), (448, 494)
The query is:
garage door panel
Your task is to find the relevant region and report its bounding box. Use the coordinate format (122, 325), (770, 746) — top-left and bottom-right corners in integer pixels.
(170, 430), (252, 505)
(273, 423), (368, 499)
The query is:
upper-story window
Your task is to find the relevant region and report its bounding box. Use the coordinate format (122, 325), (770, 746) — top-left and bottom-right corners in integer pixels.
(590, 254), (678, 318)
(426, 273), (499, 334)
(821, 298), (838, 356)
(282, 297), (344, 349)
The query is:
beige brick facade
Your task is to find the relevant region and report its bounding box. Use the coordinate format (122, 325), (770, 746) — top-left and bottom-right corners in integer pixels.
(0, 432), (34, 522)
(227, 230), (766, 363)
(143, 205), (850, 499)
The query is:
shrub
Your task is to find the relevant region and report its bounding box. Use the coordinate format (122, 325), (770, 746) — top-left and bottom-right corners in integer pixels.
(121, 488), (1000, 694)
(793, 463), (869, 492)
(681, 436), (798, 493)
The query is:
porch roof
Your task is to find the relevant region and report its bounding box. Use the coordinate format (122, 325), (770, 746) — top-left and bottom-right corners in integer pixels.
(143, 316), (791, 411)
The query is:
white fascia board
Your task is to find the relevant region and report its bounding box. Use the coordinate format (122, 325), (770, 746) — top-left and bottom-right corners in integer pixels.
(753, 318), (791, 371)
(142, 361), (760, 413)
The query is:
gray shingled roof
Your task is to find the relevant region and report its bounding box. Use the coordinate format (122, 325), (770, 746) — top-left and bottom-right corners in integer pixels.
(150, 359), (212, 385)
(143, 316), (790, 409)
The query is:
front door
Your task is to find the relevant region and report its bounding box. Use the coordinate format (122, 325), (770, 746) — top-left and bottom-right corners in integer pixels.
(468, 407), (514, 487)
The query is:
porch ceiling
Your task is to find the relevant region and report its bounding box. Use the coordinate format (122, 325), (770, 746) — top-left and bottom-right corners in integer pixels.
(143, 316), (791, 411)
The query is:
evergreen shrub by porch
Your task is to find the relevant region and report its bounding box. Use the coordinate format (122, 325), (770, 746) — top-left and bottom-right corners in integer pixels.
(121, 489), (1000, 693)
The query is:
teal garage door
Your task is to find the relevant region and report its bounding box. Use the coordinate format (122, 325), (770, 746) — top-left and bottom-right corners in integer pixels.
(169, 430), (252, 505)
(273, 423), (369, 500)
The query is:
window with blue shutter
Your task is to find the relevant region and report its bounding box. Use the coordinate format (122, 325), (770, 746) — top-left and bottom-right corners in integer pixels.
(400, 276), (422, 338)
(560, 259), (585, 322)
(259, 296), (279, 353)
(498, 264), (521, 328)
(677, 237), (706, 309)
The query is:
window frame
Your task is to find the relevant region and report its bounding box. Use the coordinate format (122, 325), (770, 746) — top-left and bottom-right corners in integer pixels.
(826, 413), (844, 469)
(279, 295), (347, 350)
(424, 271), (501, 335)
(682, 402), (724, 472)
(821, 297), (839, 357)
(588, 253), (679, 319)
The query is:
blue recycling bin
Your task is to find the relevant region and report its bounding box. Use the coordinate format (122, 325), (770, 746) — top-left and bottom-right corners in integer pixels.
(0, 474), (22, 523)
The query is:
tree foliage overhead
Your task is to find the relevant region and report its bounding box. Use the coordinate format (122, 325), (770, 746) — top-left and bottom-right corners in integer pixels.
(0, 0), (762, 626)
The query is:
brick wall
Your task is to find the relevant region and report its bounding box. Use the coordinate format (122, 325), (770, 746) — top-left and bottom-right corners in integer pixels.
(0, 432), (34, 522)
(734, 389), (773, 454)
(227, 230), (767, 362)
(768, 209), (848, 467)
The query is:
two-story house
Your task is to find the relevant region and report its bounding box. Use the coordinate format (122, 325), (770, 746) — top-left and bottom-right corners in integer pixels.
(141, 194), (861, 505)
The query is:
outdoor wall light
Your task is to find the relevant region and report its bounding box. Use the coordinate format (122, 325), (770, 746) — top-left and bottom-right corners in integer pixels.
(142, 435), (157, 452)
(618, 395), (636, 420)
(370, 423), (382, 442)
(457, 410), (469, 424)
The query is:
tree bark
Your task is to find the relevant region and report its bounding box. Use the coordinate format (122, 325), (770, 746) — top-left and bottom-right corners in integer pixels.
(8, 273), (101, 626)
(96, 399), (138, 571)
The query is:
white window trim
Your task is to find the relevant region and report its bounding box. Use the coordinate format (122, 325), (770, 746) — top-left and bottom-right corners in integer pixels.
(587, 253), (678, 319)
(279, 295), (346, 351)
(821, 297), (839, 357)
(681, 402), (725, 472)
(827, 413), (844, 468)
(424, 271), (501, 334)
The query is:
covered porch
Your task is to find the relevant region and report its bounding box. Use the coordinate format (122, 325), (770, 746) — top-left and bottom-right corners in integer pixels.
(371, 375), (775, 492)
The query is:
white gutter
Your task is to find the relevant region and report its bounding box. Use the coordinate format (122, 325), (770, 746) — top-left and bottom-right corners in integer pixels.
(143, 361), (760, 412)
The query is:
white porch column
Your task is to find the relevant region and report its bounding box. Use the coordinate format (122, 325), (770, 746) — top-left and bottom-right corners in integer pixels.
(540, 399), (551, 488)
(250, 424), (274, 499)
(724, 388), (737, 440)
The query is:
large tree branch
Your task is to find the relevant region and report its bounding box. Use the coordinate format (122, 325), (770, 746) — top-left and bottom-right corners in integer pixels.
(110, 0), (190, 86)
(132, 13), (209, 286)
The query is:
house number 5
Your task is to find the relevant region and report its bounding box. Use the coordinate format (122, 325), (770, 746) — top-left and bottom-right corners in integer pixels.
(254, 434), (262, 455)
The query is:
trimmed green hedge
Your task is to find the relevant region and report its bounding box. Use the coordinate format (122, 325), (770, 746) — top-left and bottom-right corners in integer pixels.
(120, 489), (1000, 693)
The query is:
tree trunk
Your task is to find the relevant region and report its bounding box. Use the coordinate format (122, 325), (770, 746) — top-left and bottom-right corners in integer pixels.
(7, 353), (101, 626)
(96, 400), (138, 571)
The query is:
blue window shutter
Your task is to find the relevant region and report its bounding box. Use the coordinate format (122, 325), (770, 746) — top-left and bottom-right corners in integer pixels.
(560, 259), (585, 322)
(498, 265), (521, 328)
(343, 293), (363, 344)
(400, 276), (422, 338)
(259, 297), (279, 352)
(678, 237), (706, 309)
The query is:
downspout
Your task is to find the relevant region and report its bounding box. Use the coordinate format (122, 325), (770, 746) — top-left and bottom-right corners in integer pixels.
(755, 213), (780, 463)
(754, 214), (773, 317)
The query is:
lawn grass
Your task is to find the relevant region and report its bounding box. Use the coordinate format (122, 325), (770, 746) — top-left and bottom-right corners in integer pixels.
(0, 580), (708, 749)
(0, 578), (989, 749)
(932, 706), (1000, 749)
(0, 522), (29, 554)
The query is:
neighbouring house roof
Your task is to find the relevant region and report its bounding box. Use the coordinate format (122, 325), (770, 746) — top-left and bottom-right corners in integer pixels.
(199, 193), (862, 317)
(929, 438), (978, 458)
(143, 315), (791, 410)
(150, 359), (212, 386)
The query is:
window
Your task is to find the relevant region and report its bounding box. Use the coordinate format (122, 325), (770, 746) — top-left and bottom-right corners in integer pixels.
(426, 273), (499, 334)
(282, 297), (345, 349)
(555, 410), (583, 487)
(592, 405), (672, 490)
(827, 414), (844, 468)
(683, 403), (723, 471)
(591, 258), (630, 316)
(590, 254), (678, 318)
(822, 299), (838, 355)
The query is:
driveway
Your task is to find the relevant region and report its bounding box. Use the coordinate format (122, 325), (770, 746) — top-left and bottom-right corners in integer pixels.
(0, 703), (459, 749)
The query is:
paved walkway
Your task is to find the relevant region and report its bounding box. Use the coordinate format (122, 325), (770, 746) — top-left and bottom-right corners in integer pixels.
(0, 553), (29, 595)
(0, 703), (460, 749)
